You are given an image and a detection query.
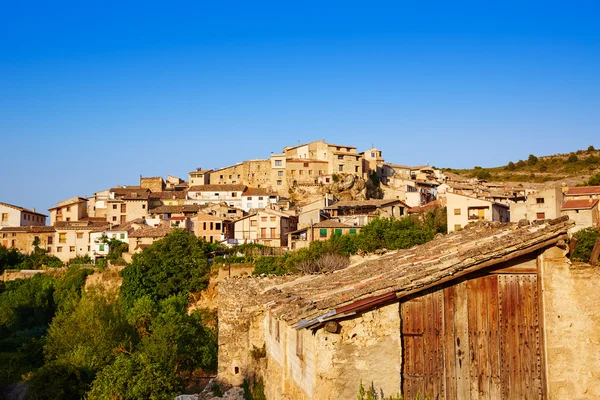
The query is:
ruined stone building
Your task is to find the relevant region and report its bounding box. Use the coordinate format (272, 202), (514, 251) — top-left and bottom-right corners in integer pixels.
(218, 217), (600, 399)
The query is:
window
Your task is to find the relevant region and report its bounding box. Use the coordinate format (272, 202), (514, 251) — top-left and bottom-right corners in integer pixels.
(237, 174), (240, 178)
(270, 227), (276, 237)
(121, 204), (126, 212)
(120, 233), (125, 239)
(536, 212), (546, 220)
(270, 216), (276, 222)
(215, 223), (221, 230)
(275, 160), (282, 166)
(303, 162), (309, 168)
(308, 170), (313, 175)
(536, 198), (545, 204)
(320, 228), (327, 238)
(203, 222), (207, 230)
(275, 320), (280, 342)
(69, 246), (75, 252)
(48, 236), (53, 244)
(66, 206), (71, 212)
(99, 244), (105, 251)
(210, 222), (214, 230)
(66, 217), (71, 221)
(261, 216), (267, 222)
(220, 175), (223, 179)
(59, 233), (66, 243)
(337, 155), (343, 160)
(299, 170), (304, 175)
(1, 233), (5, 238)
(57, 247), (62, 252)
(259, 197), (264, 200)
(454, 208), (461, 215)
(112, 216), (117, 222)
(229, 175), (232, 179)
(1, 213), (7, 222)
(76, 232), (83, 239)
(334, 228), (342, 235)
(338, 165), (343, 171)
(277, 180), (282, 185)
(142, 204), (146, 209)
(260, 227), (266, 238)
(231, 192), (237, 197)
(454, 224), (461, 231)
(291, 170), (296, 175)
(349, 228), (357, 234)
(371, 152), (375, 157)
(214, 193), (219, 197)
(247, 197), (253, 201)
(112, 204), (117, 209)
(355, 166), (359, 173)
(278, 171), (283, 176)
(251, 220), (257, 227)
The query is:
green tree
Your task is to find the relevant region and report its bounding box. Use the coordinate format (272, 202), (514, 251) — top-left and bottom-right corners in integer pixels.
(587, 171), (600, 186)
(528, 154), (538, 165)
(572, 228), (600, 262)
(26, 360), (90, 400)
(567, 153), (579, 163)
(507, 161), (516, 171)
(119, 229), (214, 309)
(588, 145), (595, 152)
(0, 244), (25, 271)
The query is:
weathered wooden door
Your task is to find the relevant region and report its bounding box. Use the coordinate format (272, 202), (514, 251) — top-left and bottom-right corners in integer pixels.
(401, 273), (543, 399)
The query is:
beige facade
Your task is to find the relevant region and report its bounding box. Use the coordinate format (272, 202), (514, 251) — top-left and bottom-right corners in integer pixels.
(53, 220), (109, 262)
(188, 168), (212, 186)
(48, 197), (88, 225)
(288, 220), (360, 250)
(233, 209), (297, 247)
(0, 202), (47, 227)
(446, 192), (510, 232)
(360, 147), (384, 176)
(87, 189), (110, 219)
(196, 213), (227, 243)
(510, 187), (564, 223)
(284, 140), (364, 177)
(106, 188), (150, 225)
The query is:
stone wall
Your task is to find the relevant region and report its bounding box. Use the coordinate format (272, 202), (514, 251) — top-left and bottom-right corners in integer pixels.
(540, 246), (600, 399)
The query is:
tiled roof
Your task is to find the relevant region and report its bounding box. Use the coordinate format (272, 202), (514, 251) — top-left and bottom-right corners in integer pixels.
(286, 158), (328, 163)
(325, 199), (407, 209)
(242, 188), (277, 197)
(0, 226), (56, 233)
(48, 197), (87, 210)
(561, 199), (599, 211)
(189, 169), (212, 174)
(107, 218), (146, 232)
(110, 187), (150, 197)
(222, 217), (573, 329)
(312, 220), (355, 228)
(566, 186), (600, 196)
(54, 221), (110, 230)
(149, 204), (204, 214)
(188, 184), (247, 192)
(170, 216), (187, 221)
(0, 202), (47, 216)
(149, 191), (187, 200)
(129, 223), (172, 238)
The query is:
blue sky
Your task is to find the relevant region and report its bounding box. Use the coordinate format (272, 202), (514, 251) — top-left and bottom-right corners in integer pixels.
(1, 1), (599, 214)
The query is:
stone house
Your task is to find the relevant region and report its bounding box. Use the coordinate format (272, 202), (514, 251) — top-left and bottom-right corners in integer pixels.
(217, 217), (599, 399)
(288, 220), (360, 250)
(210, 160), (272, 188)
(106, 187), (151, 225)
(323, 199), (408, 227)
(359, 148), (384, 178)
(188, 168), (212, 186)
(283, 140), (364, 177)
(196, 212), (229, 243)
(187, 184), (246, 209)
(87, 189), (110, 219)
(48, 196), (88, 225)
(564, 185), (600, 201)
(446, 192), (510, 232)
(148, 190), (187, 209)
(295, 195), (337, 229)
(127, 222), (172, 254)
(140, 176), (165, 192)
(241, 188), (279, 212)
(0, 226), (56, 254)
(560, 199), (600, 233)
(510, 187), (564, 223)
(0, 201), (47, 227)
(53, 220), (110, 262)
(233, 209), (298, 248)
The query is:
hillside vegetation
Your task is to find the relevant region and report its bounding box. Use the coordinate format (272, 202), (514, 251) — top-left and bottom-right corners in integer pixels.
(444, 146), (600, 185)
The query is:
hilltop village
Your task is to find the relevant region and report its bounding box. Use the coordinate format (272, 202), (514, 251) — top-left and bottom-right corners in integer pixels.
(1, 139), (600, 400)
(1, 139), (599, 264)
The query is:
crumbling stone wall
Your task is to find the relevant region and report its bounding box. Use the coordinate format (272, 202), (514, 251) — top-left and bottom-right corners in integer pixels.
(540, 246), (600, 398)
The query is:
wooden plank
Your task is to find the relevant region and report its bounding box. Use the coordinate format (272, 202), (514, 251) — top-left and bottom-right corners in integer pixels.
(532, 274), (544, 399)
(477, 277), (490, 400)
(505, 274), (522, 399)
(454, 281), (471, 399)
(443, 285), (457, 400)
(498, 275), (511, 399)
(423, 293), (434, 399)
(432, 289), (444, 400)
(467, 279), (480, 400)
(487, 275), (502, 399)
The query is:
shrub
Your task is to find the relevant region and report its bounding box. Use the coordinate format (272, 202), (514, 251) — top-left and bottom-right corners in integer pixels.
(572, 228), (600, 262)
(528, 154), (538, 165)
(567, 153), (579, 163)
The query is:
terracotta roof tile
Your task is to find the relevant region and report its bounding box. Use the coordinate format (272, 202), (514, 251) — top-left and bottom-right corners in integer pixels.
(561, 199), (599, 210)
(312, 220), (355, 228)
(0, 202), (47, 216)
(221, 216), (573, 329)
(566, 186), (600, 196)
(148, 191), (187, 200)
(149, 204), (204, 214)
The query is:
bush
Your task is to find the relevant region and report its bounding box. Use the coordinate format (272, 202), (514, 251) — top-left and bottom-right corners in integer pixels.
(588, 145), (596, 152)
(528, 154), (538, 165)
(572, 228), (600, 262)
(567, 153), (579, 163)
(252, 256), (289, 275)
(587, 172), (600, 186)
